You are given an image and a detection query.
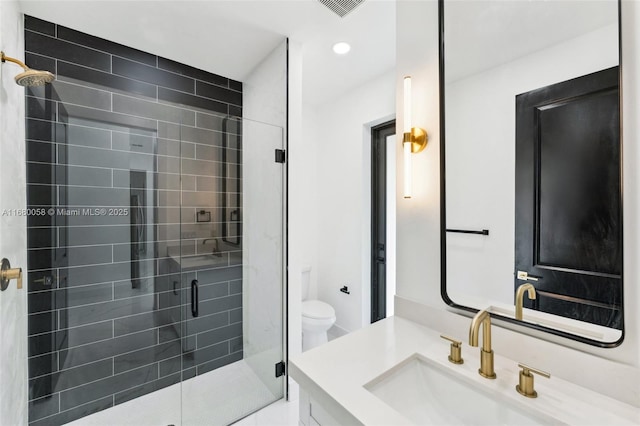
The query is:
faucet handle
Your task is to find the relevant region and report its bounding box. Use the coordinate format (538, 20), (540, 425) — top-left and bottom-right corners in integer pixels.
(440, 335), (463, 365)
(516, 363), (550, 398)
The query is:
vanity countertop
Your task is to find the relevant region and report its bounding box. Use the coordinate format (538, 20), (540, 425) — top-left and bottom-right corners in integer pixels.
(289, 316), (640, 426)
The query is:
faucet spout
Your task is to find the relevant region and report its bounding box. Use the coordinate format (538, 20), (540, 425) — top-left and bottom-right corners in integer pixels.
(469, 309), (491, 352)
(515, 283), (537, 320)
(468, 309), (496, 379)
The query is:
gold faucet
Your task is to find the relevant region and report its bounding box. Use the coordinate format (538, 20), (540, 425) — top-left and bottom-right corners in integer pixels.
(469, 309), (496, 379)
(515, 283), (536, 320)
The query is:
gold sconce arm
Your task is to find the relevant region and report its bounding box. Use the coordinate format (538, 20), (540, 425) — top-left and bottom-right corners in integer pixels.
(1, 258), (23, 291)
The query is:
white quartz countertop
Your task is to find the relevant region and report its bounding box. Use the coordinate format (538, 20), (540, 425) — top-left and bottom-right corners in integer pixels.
(289, 316), (640, 426)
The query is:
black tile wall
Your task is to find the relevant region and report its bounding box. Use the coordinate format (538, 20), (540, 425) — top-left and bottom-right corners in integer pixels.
(25, 16), (244, 426)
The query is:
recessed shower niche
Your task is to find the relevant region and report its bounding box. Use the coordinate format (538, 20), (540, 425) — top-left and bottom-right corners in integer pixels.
(24, 16), (285, 426)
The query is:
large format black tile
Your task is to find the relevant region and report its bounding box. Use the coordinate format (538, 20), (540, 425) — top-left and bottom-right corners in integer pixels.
(27, 184), (56, 208)
(27, 163), (113, 189)
(196, 322), (242, 349)
(30, 396), (113, 426)
(57, 122), (112, 149)
(26, 30), (111, 72)
(229, 307), (242, 324)
(59, 364), (157, 411)
(27, 96), (57, 121)
(113, 57), (194, 94)
(189, 281), (229, 303)
(112, 93), (195, 126)
(113, 339), (181, 374)
(29, 393), (60, 422)
(57, 329), (156, 370)
(229, 105), (242, 118)
(182, 340), (228, 369)
(230, 280), (242, 295)
(113, 307), (181, 337)
(25, 15), (55, 36)
(230, 336), (243, 353)
(196, 112), (241, 135)
(196, 350), (242, 376)
(48, 80), (112, 110)
(29, 358), (113, 400)
(57, 25), (157, 67)
(57, 144), (154, 171)
(59, 294), (156, 328)
(26, 119), (55, 142)
(158, 87), (227, 115)
(113, 274), (178, 299)
(157, 56), (228, 88)
(29, 352), (58, 378)
(26, 140), (56, 164)
(59, 103), (157, 134)
(28, 245), (113, 270)
(197, 294), (242, 317)
(29, 320), (113, 356)
(29, 284), (113, 314)
(159, 355), (181, 377)
(196, 265), (242, 285)
(58, 186), (140, 207)
(159, 311), (227, 343)
(196, 81), (242, 106)
(57, 61), (157, 99)
(229, 79), (242, 92)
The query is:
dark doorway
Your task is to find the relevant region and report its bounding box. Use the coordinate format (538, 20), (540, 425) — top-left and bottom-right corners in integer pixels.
(371, 121), (396, 323)
(514, 66), (622, 329)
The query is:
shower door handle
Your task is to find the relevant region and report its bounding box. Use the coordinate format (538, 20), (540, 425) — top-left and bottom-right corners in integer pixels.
(191, 279), (199, 317)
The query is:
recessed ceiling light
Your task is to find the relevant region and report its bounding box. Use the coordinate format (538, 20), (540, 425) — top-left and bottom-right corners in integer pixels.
(332, 42), (351, 55)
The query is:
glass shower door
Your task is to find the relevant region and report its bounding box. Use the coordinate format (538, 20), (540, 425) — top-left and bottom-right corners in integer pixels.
(178, 114), (285, 425)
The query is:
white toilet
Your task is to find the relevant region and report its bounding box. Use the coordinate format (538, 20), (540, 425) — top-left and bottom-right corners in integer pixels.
(301, 268), (336, 351)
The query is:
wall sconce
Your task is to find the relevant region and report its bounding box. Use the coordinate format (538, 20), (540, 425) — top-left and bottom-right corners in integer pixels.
(402, 76), (428, 198)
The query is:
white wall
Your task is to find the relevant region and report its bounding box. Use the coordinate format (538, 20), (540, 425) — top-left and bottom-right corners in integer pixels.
(312, 70), (395, 334)
(446, 24), (618, 308)
(395, 0), (640, 405)
(242, 41), (287, 398)
(0, 3), (28, 425)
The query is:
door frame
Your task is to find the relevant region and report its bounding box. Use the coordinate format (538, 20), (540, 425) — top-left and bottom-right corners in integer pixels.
(370, 120), (396, 323)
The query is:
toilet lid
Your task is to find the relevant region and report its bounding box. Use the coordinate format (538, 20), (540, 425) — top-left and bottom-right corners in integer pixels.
(302, 300), (335, 319)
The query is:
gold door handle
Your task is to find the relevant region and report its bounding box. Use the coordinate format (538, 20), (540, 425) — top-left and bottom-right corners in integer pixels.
(440, 334), (463, 364)
(1, 258), (22, 291)
(517, 271), (539, 281)
(516, 363), (550, 398)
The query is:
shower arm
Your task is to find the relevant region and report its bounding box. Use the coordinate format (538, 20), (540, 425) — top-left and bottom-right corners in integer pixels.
(0, 52), (29, 71)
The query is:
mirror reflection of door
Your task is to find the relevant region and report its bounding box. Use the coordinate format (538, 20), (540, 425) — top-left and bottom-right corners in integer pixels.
(515, 67), (622, 330)
(371, 121), (396, 323)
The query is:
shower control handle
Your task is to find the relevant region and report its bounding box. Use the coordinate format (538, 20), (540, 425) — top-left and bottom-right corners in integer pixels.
(191, 279), (199, 317)
(1, 258), (22, 291)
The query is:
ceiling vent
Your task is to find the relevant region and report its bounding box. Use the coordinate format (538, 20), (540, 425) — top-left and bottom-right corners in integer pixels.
(317, 0), (365, 18)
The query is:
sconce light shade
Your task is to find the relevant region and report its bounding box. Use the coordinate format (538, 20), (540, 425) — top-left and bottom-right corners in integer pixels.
(402, 76), (428, 199)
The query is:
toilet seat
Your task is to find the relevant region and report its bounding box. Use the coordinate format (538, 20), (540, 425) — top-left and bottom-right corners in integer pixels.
(302, 300), (335, 319)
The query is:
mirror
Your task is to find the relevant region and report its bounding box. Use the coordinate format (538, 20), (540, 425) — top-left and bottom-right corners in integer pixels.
(439, 0), (622, 346)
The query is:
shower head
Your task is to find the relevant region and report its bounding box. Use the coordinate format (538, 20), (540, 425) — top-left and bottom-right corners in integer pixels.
(1, 51), (55, 86)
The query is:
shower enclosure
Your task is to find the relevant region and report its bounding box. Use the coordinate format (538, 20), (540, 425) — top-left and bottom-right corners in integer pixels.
(25, 17), (285, 426)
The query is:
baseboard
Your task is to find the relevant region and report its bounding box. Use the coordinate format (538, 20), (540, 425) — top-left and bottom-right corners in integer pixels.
(327, 324), (349, 341)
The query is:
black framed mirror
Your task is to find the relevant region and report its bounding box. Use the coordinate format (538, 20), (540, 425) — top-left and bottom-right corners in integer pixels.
(439, 0), (623, 347)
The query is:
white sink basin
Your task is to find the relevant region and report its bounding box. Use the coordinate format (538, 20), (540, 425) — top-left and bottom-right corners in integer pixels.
(364, 354), (554, 425)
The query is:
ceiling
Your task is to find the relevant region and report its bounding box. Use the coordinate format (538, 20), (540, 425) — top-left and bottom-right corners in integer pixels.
(19, 0), (396, 106)
(444, 0), (618, 82)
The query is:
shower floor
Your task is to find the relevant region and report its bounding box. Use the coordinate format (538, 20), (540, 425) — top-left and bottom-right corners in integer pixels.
(66, 360), (279, 426)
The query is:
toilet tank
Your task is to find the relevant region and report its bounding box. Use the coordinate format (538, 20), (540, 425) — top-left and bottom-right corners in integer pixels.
(301, 266), (312, 301)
